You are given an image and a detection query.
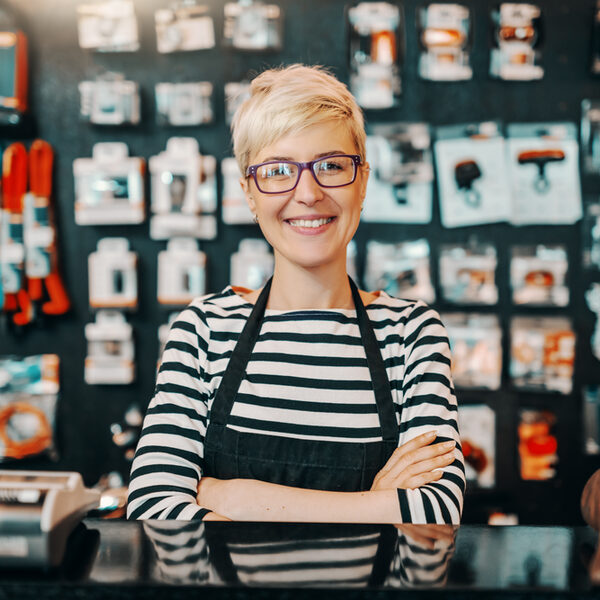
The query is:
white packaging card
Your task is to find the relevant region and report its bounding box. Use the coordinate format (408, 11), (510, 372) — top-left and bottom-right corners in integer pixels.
(507, 123), (582, 225)
(434, 127), (512, 228)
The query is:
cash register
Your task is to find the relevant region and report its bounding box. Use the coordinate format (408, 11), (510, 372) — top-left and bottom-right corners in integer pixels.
(0, 470), (100, 568)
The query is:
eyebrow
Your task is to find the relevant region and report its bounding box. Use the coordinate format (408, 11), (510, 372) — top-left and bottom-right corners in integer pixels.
(259, 150), (348, 162)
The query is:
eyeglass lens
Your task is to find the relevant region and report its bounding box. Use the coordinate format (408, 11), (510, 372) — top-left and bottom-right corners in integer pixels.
(256, 156), (356, 193)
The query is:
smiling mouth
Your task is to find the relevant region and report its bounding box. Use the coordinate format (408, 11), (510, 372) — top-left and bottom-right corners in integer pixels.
(286, 217), (335, 228)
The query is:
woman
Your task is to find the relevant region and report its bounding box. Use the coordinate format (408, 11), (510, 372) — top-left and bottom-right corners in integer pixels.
(127, 64), (465, 523)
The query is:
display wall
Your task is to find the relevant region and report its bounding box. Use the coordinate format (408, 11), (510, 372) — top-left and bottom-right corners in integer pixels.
(2, 0), (600, 525)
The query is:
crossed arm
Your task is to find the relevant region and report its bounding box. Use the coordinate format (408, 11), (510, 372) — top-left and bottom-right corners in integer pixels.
(198, 431), (460, 523)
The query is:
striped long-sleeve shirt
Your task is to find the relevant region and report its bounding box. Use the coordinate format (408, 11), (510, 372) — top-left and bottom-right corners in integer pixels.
(127, 286), (465, 522)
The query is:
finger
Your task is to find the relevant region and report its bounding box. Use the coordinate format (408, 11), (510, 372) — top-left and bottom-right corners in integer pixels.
(410, 524), (456, 545)
(393, 431), (438, 461)
(402, 469), (444, 490)
(386, 447), (457, 482)
(396, 441), (457, 474)
(382, 439), (456, 477)
(397, 525), (436, 549)
(378, 432), (438, 475)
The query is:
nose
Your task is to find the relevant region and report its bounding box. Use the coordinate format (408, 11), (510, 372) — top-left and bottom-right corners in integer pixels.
(293, 166), (324, 205)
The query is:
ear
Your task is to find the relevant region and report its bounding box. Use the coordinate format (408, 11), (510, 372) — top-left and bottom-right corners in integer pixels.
(240, 177), (257, 213)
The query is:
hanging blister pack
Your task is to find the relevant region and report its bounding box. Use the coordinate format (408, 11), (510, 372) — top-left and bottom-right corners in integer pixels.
(149, 137), (217, 240)
(0, 354), (59, 461)
(457, 405), (495, 488)
(583, 385), (600, 455)
(223, 1), (283, 51)
(434, 122), (512, 228)
(23, 140), (70, 320)
(518, 409), (558, 481)
(155, 1), (215, 53)
(230, 239), (274, 289)
(77, 0), (139, 52)
(418, 3), (472, 81)
(224, 81), (251, 124)
(510, 244), (569, 306)
(583, 202), (600, 269)
(84, 311), (135, 385)
(1, 142), (30, 326)
(363, 123), (433, 223)
(585, 282), (600, 362)
(507, 122), (582, 225)
(443, 313), (502, 390)
(439, 242), (498, 304)
(157, 238), (206, 306)
(221, 157), (254, 224)
(363, 239), (435, 303)
(490, 3), (543, 81)
(157, 312), (179, 372)
(0, 7), (28, 126)
(510, 316), (575, 394)
(88, 238), (138, 310)
(79, 72), (140, 125)
(73, 142), (145, 225)
(155, 82), (214, 126)
(581, 99), (600, 175)
(347, 2), (402, 110)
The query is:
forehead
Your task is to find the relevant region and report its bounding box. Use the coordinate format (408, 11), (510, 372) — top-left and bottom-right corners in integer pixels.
(253, 121), (357, 163)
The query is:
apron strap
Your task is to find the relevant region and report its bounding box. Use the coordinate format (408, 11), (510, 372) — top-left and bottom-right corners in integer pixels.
(349, 278), (398, 445)
(209, 278), (272, 426)
(210, 276), (399, 446)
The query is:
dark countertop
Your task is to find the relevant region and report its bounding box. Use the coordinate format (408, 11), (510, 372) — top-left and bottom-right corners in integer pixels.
(0, 520), (599, 598)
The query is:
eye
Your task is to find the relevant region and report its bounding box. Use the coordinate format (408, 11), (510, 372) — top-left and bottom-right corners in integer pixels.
(260, 163), (294, 179)
(316, 159), (345, 172)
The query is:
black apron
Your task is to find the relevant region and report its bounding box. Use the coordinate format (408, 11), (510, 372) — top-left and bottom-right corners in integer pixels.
(204, 522), (398, 587)
(203, 277), (398, 492)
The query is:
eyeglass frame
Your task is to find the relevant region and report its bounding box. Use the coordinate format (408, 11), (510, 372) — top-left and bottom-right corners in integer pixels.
(245, 154), (364, 194)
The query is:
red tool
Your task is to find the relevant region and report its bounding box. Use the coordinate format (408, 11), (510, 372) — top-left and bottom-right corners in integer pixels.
(2, 141), (32, 326)
(26, 139), (70, 316)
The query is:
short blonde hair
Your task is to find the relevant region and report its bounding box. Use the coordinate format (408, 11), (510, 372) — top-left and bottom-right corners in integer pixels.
(231, 64), (366, 175)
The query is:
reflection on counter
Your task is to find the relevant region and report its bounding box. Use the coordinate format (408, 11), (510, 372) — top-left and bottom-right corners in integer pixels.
(143, 522), (456, 588)
(1, 520), (598, 596)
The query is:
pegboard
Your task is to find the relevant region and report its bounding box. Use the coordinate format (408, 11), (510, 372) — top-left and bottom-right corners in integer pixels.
(1, 0), (599, 525)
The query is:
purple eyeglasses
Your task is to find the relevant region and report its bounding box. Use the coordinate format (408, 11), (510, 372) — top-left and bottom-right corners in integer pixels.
(245, 154), (363, 194)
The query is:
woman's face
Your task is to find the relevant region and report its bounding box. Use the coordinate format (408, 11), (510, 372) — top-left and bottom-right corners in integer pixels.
(241, 121), (369, 272)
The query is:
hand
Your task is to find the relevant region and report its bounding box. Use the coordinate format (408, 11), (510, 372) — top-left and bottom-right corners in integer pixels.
(371, 431), (456, 491)
(396, 524), (457, 550)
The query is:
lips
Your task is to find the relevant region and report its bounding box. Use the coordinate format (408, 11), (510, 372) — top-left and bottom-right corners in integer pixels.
(286, 216), (335, 228)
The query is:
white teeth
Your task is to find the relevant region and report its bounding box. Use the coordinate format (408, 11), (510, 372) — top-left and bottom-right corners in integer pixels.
(288, 217), (333, 228)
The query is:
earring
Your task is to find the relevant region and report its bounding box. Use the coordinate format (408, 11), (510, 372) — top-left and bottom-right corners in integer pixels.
(253, 214), (259, 224)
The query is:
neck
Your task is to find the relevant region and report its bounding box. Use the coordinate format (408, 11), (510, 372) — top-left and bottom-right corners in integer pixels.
(267, 254), (353, 310)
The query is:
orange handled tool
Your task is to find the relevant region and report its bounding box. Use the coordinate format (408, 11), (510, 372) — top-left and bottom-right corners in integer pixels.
(27, 139), (70, 316)
(2, 141), (32, 326)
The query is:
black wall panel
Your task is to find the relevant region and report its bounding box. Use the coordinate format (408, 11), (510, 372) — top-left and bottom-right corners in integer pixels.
(2, 0), (599, 524)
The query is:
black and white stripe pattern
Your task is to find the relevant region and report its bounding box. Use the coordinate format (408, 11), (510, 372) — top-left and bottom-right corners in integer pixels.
(143, 521), (454, 588)
(128, 287), (465, 522)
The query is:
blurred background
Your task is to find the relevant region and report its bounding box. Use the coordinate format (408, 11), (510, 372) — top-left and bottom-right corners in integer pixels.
(1, 0), (599, 525)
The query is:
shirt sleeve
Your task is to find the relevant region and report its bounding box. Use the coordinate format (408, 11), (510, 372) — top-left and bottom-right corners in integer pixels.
(385, 526), (456, 588)
(127, 305), (211, 520)
(395, 301), (466, 524)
